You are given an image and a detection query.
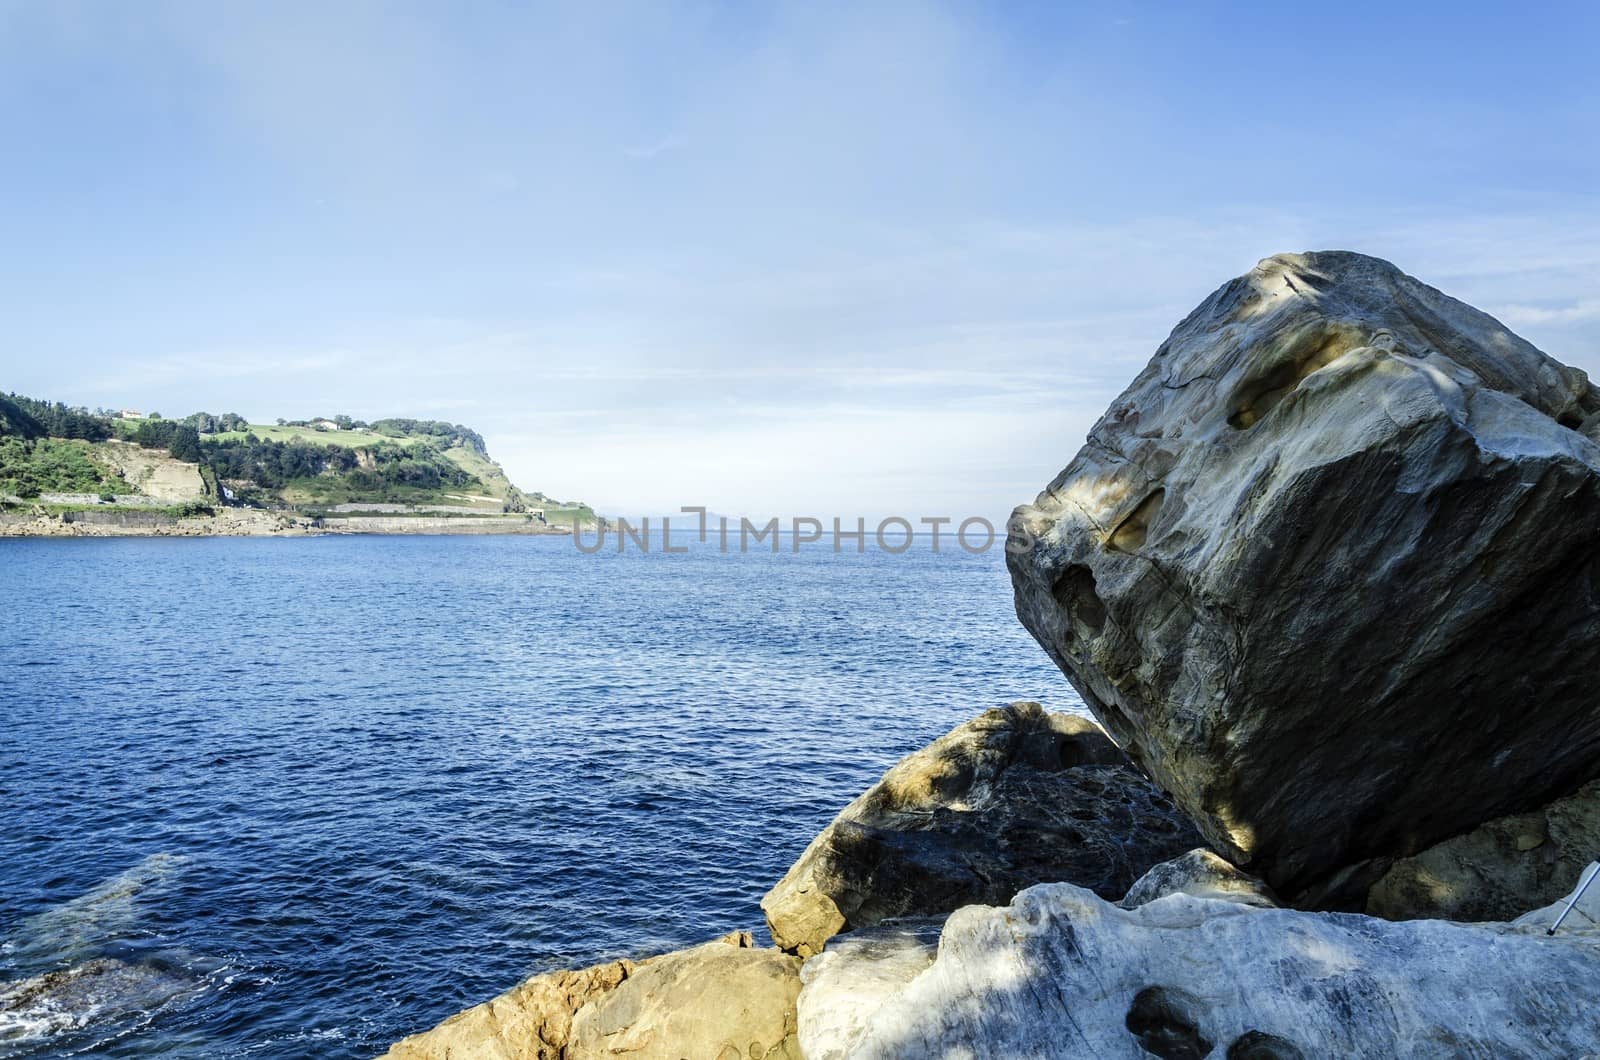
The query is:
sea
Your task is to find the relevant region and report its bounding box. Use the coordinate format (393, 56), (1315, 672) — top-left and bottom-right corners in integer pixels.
(0, 532), (1079, 1058)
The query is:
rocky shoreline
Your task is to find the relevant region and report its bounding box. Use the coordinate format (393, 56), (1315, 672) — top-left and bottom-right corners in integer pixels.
(378, 253), (1600, 1058)
(381, 701), (1600, 1059)
(0, 510), (581, 538)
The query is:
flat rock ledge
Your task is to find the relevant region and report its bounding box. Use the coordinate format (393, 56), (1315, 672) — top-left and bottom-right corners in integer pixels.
(798, 853), (1600, 1060)
(380, 931), (801, 1060)
(761, 701), (1204, 957)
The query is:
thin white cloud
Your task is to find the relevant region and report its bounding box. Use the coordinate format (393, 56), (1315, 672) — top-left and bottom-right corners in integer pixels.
(623, 135), (685, 160)
(1489, 300), (1600, 326)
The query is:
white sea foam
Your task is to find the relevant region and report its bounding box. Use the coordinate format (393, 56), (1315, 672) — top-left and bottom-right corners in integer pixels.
(0, 958), (195, 1045)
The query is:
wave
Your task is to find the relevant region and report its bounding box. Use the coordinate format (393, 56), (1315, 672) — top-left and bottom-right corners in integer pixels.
(0, 957), (200, 1050)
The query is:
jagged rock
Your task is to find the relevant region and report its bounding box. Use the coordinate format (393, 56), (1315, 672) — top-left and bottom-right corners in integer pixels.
(1118, 848), (1277, 910)
(0, 958), (199, 1043)
(1008, 250), (1600, 899)
(798, 877), (1600, 1059)
(380, 931), (801, 1060)
(1368, 778), (1600, 921)
(760, 701), (1204, 956)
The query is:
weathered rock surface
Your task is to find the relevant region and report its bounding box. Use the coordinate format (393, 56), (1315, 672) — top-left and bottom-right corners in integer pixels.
(98, 439), (208, 501)
(382, 958), (633, 1060)
(795, 920), (941, 1059)
(760, 701), (1204, 956)
(566, 936), (801, 1059)
(798, 876), (1600, 1059)
(381, 931), (801, 1060)
(1368, 778), (1600, 922)
(1008, 250), (1600, 898)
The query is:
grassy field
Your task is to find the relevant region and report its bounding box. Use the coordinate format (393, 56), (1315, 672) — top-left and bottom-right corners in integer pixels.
(539, 505), (598, 528)
(277, 479), (495, 507)
(436, 443), (513, 494)
(210, 424), (423, 449)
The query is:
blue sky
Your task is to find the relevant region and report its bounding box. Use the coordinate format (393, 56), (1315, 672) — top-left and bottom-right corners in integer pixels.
(2, 1), (1597, 519)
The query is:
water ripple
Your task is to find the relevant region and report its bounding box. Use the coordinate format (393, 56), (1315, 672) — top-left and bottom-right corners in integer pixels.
(0, 534), (1076, 1057)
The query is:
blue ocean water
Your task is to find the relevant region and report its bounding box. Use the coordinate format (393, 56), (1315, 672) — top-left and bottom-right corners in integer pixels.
(0, 533), (1078, 1058)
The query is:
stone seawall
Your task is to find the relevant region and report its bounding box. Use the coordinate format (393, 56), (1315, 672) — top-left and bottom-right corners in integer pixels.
(313, 516), (565, 535)
(30, 493), (177, 508)
(320, 503), (507, 515)
(60, 510), (180, 529)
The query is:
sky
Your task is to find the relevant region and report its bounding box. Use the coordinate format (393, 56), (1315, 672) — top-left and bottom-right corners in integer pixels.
(1, 1), (1598, 522)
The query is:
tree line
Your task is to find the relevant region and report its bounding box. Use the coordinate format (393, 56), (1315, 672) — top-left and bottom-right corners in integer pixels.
(0, 393), (112, 441)
(202, 435), (477, 492)
(368, 418), (487, 454)
(0, 393), (489, 503)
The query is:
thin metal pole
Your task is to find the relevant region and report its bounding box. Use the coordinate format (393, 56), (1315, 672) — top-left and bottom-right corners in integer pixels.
(1547, 863), (1599, 936)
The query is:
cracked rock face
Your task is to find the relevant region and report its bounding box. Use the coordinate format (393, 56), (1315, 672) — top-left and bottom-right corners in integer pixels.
(1008, 250), (1600, 899)
(760, 702), (1204, 956)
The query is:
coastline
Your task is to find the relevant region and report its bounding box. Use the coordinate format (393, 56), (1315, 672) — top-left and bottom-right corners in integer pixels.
(375, 252), (1600, 1058)
(378, 701), (1600, 1059)
(0, 509), (587, 538)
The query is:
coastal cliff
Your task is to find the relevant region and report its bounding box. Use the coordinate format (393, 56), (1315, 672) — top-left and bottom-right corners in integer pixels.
(379, 253), (1600, 1058)
(0, 399), (598, 536)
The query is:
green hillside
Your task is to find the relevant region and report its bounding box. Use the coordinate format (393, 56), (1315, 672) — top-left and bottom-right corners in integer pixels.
(0, 394), (595, 526)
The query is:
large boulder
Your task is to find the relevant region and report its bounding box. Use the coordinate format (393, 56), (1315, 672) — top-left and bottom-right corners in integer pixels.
(760, 701), (1205, 956)
(798, 874), (1600, 1059)
(381, 931), (801, 1060)
(1008, 250), (1600, 899)
(1367, 778), (1600, 922)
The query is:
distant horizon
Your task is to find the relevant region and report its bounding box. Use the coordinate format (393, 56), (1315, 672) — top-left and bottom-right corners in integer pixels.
(4, 4), (1598, 519)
